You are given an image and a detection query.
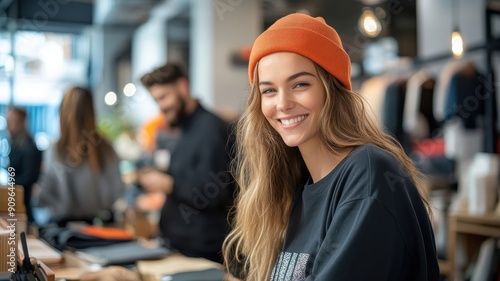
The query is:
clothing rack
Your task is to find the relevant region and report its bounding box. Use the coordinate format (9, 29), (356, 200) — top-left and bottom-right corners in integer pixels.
(411, 2), (500, 155)
(484, 2), (500, 154)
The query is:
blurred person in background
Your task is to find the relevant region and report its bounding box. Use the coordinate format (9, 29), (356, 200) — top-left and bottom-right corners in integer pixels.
(139, 62), (235, 263)
(33, 86), (124, 226)
(7, 106), (42, 225)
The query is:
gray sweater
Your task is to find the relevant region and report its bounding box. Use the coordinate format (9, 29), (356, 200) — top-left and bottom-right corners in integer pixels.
(35, 145), (124, 223)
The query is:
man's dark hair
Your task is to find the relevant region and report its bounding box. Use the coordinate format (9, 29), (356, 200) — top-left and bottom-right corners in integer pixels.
(140, 63), (187, 89)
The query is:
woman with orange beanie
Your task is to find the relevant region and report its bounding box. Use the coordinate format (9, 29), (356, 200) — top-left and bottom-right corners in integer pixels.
(223, 13), (440, 281)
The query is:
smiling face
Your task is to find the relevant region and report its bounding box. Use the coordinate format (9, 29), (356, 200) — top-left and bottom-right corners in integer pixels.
(259, 52), (326, 149)
(148, 82), (187, 127)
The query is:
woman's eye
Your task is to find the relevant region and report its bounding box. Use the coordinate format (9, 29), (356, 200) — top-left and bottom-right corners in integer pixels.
(294, 82), (310, 88)
(261, 88), (275, 94)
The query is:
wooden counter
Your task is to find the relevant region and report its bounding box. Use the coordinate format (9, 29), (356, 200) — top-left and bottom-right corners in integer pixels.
(439, 211), (500, 280)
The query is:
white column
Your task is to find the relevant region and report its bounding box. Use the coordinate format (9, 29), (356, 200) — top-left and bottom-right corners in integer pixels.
(190, 0), (262, 116)
(129, 18), (168, 128)
(190, 0), (214, 109)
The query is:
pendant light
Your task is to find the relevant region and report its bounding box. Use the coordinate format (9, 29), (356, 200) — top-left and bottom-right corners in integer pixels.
(451, 0), (464, 58)
(358, 8), (382, 38)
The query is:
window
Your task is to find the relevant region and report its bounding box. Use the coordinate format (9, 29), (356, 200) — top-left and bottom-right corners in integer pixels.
(0, 30), (89, 180)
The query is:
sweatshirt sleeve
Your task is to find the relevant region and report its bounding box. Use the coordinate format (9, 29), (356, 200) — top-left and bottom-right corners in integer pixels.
(307, 198), (405, 281)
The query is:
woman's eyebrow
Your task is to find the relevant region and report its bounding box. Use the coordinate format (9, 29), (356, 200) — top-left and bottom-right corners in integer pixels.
(286, 71), (315, 82)
(259, 71), (315, 86)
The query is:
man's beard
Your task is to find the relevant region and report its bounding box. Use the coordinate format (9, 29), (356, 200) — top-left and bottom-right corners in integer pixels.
(167, 97), (187, 127)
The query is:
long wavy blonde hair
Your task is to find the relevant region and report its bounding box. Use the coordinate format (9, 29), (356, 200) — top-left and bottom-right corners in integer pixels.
(223, 62), (430, 281)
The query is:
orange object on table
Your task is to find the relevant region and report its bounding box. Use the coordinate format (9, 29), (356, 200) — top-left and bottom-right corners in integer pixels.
(80, 226), (134, 240)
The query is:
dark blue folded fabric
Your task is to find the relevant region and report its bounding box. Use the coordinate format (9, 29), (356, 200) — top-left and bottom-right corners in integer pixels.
(76, 241), (170, 266)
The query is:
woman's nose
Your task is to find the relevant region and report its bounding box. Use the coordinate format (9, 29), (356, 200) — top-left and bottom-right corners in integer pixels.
(276, 91), (294, 112)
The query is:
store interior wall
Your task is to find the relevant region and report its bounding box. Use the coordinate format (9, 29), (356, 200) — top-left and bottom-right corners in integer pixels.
(211, 0), (261, 117)
(190, 0), (261, 120)
(418, 0), (487, 60)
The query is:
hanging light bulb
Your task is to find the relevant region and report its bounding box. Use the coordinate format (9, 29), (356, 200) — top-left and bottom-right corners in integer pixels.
(358, 8), (381, 38)
(451, 30), (464, 58)
(450, 0), (464, 58)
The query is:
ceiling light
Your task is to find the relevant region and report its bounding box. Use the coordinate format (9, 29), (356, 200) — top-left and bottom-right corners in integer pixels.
(451, 0), (464, 58)
(451, 30), (464, 58)
(123, 83), (136, 97)
(358, 8), (382, 38)
(105, 91), (117, 106)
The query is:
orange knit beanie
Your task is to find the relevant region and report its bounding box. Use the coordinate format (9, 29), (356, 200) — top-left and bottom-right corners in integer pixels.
(248, 13), (352, 91)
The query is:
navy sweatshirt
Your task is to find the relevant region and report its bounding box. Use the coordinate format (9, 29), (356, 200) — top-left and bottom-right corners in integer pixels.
(270, 144), (440, 281)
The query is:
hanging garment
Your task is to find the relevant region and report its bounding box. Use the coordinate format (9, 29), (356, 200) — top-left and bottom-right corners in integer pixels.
(444, 118), (484, 160)
(482, 68), (498, 154)
(420, 79), (439, 136)
(359, 75), (397, 127)
(382, 79), (410, 152)
(440, 61), (486, 160)
(434, 59), (469, 122)
(404, 69), (438, 140)
(444, 62), (486, 129)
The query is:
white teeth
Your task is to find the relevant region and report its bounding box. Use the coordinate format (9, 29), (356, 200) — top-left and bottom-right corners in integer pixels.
(281, 115), (306, 126)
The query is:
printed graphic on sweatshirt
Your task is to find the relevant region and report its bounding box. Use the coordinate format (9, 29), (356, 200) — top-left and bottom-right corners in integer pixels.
(270, 252), (310, 281)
